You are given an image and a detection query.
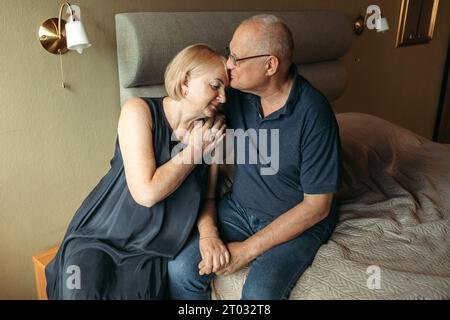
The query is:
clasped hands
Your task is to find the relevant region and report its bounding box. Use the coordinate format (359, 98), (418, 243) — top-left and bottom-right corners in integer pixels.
(198, 238), (254, 276)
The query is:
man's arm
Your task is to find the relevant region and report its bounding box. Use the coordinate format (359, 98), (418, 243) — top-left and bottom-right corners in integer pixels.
(216, 193), (333, 275)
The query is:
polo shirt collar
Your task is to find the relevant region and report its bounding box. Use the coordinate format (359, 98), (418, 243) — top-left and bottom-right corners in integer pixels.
(243, 64), (301, 120)
(279, 64), (301, 116)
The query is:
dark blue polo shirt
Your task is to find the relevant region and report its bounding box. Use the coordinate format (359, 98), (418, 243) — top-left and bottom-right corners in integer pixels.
(223, 65), (342, 221)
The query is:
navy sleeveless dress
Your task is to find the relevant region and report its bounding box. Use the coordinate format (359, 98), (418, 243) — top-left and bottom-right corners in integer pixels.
(45, 97), (208, 299)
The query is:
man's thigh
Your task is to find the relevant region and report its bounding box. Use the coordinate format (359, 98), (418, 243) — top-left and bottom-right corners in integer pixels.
(217, 193), (254, 243)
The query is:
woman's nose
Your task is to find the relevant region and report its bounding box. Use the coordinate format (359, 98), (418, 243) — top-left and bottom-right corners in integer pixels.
(217, 90), (226, 104)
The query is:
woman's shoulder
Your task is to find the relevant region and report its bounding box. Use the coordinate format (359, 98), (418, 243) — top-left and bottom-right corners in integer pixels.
(119, 97), (158, 129)
(121, 97), (163, 117)
(121, 97), (159, 110)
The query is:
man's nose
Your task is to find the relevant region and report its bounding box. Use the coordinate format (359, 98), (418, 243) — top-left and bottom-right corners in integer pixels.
(226, 56), (235, 70)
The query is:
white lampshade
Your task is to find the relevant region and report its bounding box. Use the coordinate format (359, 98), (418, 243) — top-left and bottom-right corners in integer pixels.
(376, 17), (390, 33)
(66, 20), (91, 54)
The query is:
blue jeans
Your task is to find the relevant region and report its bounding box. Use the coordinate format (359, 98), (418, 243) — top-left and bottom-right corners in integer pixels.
(167, 192), (338, 300)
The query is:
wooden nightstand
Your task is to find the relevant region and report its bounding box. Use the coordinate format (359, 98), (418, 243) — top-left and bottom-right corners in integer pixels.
(32, 246), (59, 300)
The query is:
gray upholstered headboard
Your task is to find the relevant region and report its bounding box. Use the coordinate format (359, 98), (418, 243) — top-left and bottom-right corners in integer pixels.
(115, 11), (352, 106)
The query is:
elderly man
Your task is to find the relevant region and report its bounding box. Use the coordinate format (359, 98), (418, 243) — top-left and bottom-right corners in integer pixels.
(168, 14), (342, 300)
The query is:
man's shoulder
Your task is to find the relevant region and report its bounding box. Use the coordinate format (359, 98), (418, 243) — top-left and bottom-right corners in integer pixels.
(296, 76), (330, 109)
(295, 76), (338, 131)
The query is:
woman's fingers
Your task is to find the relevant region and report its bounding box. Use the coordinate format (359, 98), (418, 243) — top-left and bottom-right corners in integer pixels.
(199, 246), (230, 275)
(212, 116), (224, 131)
(202, 255), (213, 275)
(199, 255), (230, 275)
(217, 245), (231, 270)
(206, 116), (226, 142)
(213, 133), (225, 151)
(219, 248), (230, 269)
(225, 250), (231, 265)
(215, 124), (226, 140)
(203, 117), (214, 130)
(212, 254), (220, 273)
(199, 261), (210, 275)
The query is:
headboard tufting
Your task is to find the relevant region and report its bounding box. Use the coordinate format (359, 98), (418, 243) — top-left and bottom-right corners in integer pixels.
(115, 11), (352, 105)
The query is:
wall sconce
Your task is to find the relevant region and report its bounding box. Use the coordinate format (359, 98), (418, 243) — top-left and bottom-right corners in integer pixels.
(354, 5), (390, 35)
(38, 2), (91, 88)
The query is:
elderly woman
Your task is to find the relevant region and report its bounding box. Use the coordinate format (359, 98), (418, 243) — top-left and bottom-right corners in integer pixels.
(45, 44), (230, 299)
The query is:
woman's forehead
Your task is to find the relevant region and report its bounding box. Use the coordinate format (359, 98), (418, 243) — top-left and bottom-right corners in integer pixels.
(201, 63), (228, 79)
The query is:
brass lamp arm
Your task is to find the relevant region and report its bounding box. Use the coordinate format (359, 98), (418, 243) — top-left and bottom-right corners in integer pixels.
(57, 2), (73, 39)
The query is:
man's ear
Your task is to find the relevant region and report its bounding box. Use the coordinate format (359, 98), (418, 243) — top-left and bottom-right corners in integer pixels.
(266, 56), (279, 76)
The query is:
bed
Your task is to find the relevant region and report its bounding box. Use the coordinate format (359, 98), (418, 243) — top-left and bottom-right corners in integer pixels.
(115, 11), (450, 299)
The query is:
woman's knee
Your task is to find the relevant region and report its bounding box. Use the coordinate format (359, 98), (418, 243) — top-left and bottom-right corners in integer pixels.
(168, 239), (203, 283)
(167, 256), (200, 282)
(167, 246), (213, 299)
(61, 248), (114, 299)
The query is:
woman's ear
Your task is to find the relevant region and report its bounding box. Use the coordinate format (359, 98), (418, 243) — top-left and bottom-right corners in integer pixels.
(181, 73), (190, 96)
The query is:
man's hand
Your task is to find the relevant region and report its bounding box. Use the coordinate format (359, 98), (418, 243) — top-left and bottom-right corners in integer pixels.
(215, 242), (255, 276)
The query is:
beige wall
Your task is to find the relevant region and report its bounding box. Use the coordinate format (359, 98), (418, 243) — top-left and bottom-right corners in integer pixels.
(0, 0), (448, 299)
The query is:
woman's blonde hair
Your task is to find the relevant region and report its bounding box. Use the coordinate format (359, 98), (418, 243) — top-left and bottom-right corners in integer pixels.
(164, 44), (227, 100)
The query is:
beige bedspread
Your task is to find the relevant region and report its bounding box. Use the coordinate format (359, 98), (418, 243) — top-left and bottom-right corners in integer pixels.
(212, 113), (450, 299)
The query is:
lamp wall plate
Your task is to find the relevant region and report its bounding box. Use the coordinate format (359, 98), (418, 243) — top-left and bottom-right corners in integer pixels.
(39, 18), (68, 55)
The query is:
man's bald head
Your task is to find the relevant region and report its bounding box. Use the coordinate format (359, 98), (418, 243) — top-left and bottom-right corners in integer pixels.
(236, 14), (294, 64)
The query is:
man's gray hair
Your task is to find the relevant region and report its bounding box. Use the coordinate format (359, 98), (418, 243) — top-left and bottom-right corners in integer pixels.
(241, 14), (294, 62)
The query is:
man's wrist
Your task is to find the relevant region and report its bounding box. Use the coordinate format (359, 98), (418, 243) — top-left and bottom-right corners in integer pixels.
(243, 238), (260, 260)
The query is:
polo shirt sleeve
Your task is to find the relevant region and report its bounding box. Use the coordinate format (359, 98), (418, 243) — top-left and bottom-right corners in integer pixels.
(300, 112), (342, 195)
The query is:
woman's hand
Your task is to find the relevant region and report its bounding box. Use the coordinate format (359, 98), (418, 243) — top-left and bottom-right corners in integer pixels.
(188, 116), (226, 157)
(203, 115), (227, 161)
(207, 114), (226, 142)
(198, 236), (230, 275)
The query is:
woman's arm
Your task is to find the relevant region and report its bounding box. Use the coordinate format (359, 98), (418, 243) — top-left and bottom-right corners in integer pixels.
(197, 164), (220, 238)
(117, 98), (198, 208)
(196, 163), (230, 275)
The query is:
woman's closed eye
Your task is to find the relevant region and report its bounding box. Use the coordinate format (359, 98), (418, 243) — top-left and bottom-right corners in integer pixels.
(209, 82), (221, 91)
